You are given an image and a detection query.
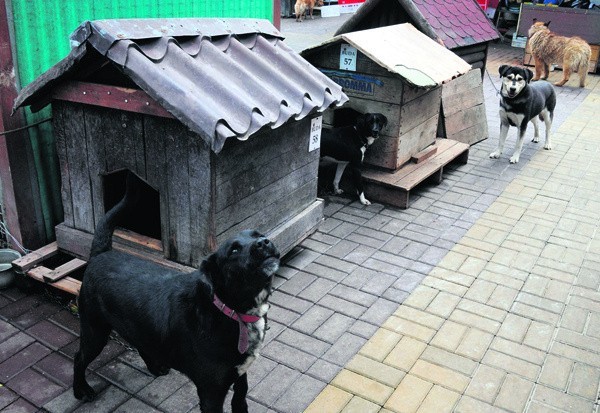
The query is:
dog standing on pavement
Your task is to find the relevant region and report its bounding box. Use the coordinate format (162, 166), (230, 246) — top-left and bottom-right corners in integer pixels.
(489, 65), (556, 164)
(295, 0), (323, 21)
(528, 20), (591, 87)
(320, 112), (387, 205)
(73, 173), (280, 413)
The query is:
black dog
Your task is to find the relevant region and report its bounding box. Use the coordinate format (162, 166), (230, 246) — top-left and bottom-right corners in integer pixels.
(73, 173), (280, 413)
(320, 112), (388, 205)
(490, 65), (556, 164)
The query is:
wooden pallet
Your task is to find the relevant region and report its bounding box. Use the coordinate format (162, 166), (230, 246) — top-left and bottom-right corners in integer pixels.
(11, 230), (196, 296)
(12, 242), (85, 295)
(362, 139), (469, 209)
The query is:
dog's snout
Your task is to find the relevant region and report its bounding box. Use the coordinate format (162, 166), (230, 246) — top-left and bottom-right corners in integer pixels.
(257, 237), (269, 247)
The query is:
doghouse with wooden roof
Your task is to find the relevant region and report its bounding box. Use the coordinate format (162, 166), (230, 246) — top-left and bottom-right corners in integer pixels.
(332, 0), (497, 147)
(12, 18), (347, 293)
(303, 23), (473, 208)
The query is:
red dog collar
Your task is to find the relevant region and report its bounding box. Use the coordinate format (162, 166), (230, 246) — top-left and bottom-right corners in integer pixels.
(213, 295), (261, 354)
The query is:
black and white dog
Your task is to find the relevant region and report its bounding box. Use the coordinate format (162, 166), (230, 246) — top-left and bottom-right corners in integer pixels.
(320, 112), (388, 205)
(73, 173), (280, 413)
(490, 65), (556, 164)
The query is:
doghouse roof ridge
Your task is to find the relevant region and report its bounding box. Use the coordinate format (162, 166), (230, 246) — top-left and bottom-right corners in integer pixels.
(14, 18), (348, 153)
(302, 24), (472, 88)
(335, 0), (499, 50)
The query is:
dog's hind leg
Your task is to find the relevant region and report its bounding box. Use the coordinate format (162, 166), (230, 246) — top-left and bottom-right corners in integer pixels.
(349, 165), (370, 206)
(555, 62), (571, 87)
(198, 384), (230, 413)
(231, 373), (249, 413)
(532, 56), (544, 81)
(333, 162), (348, 194)
(139, 350), (170, 376)
(73, 318), (111, 401)
(530, 116), (540, 143)
(540, 108), (552, 150)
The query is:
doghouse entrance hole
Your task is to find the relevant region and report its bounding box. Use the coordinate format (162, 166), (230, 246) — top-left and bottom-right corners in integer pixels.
(332, 107), (362, 128)
(103, 170), (162, 241)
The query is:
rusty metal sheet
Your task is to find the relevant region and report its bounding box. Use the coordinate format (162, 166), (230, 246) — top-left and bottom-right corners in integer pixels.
(14, 18), (348, 153)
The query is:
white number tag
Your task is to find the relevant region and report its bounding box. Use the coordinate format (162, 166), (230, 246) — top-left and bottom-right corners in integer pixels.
(309, 116), (322, 152)
(339, 44), (357, 71)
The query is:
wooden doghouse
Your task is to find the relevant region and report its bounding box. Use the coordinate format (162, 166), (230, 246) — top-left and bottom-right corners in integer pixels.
(12, 18), (347, 293)
(303, 24), (473, 208)
(333, 0), (496, 146)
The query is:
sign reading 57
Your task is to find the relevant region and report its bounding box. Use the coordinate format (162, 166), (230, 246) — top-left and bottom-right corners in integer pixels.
(339, 44), (357, 71)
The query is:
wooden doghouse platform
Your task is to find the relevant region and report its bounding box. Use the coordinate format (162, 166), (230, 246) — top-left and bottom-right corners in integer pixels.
(12, 229), (197, 296)
(362, 139), (469, 209)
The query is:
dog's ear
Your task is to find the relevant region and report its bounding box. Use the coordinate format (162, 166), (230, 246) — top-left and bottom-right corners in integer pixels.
(380, 114), (388, 128)
(524, 68), (534, 83)
(532, 18), (537, 23)
(545, 21), (551, 28)
(499, 65), (510, 77)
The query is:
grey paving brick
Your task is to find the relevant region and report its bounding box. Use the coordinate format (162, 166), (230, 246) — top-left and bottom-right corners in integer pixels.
(313, 313), (355, 344)
(137, 372), (189, 407)
(34, 352), (74, 388)
(318, 295), (366, 319)
(383, 287), (411, 304)
(44, 374), (108, 413)
(306, 358), (341, 383)
(277, 271), (317, 296)
(318, 216), (343, 232)
(7, 367), (65, 408)
(114, 398), (162, 413)
(420, 245), (451, 266)
(360, 297), (398, 326)
(271, 373), (326, 413)
(0, 332), (35, 363)
(261, 340), (317, 372)
(26, 320), (77, 351)
(332, 211), (368, 226)
(0, 320), (19, 343)
(0, 384), (18, 410)
(277, 329), (330, 357)
(297, 277), (336, 302)
(322, 333), (366, 366)
(349, 320), (380, 339)
(315, 254), (358, 274)
(324, 239), (359, 258)
(346, 233), (388, 250)
(269, 292), (312, 314)
(249, 364), (301, 407)
(0, 342), (52, 381)
(361, 272), (397, 296)
(299, 238), (331, 254)
(267, 304), (301, 326)
(363, 256), (408, 277)
(157, 381), (199, 413)
(303, 262), (348, 282)
(97, 360), (154, 394)
(330, 284), (377, 307)
(344, 244), (378, 265)
(381, 236), (412, 254)
(291, 305), (334, 335)
(73, 385), (130, 413)
(283, 248), (320, 270)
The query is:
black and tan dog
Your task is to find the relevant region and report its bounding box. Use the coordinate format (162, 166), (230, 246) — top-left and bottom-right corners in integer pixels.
(320, 112), (388, 205)
(489, 65), (556, 164)
(73, 173), (280, 413)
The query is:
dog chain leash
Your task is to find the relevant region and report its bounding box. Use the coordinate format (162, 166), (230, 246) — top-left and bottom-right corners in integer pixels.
(485, 67), (501, 96)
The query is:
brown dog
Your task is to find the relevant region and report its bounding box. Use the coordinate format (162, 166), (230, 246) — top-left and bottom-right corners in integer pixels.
(295, 0), (323, 21)
(528, 20), (591, 88)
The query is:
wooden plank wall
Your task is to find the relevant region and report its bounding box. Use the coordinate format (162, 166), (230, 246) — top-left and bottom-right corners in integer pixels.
(54, 103), (213, 267)
(214, 116), (319, 244)
(441, 69), (488, 146)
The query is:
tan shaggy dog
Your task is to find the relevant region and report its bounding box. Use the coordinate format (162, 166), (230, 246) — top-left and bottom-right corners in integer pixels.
(528, 20), (591, 88)
(295, 0), (323, 21)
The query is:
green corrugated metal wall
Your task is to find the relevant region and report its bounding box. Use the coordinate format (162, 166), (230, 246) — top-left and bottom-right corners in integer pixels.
(9, 0), (273, 244)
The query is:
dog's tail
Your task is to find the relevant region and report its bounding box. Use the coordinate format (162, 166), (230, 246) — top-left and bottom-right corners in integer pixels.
(89, 172), (140, 258)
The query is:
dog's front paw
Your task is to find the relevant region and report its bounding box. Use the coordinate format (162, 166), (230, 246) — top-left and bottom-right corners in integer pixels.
(359, 193), (371, 206)
(544, 143), (552, 150)
(509, 155), (520, 164)
(73, 382), (96, 402)
(489, 151), (501, 159)
(532, 136), (540, 143)
(334, 188), (344, 195)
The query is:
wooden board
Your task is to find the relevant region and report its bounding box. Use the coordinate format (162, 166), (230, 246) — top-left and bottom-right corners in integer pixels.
(361, 139), (469, 208)
(441, 69), (488, 146)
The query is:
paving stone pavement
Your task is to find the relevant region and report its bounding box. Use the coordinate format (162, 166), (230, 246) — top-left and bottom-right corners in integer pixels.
(0, 15), (599, 413)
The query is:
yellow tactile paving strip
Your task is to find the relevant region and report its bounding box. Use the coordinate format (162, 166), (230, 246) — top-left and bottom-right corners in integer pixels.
(306, 85), (600, 412)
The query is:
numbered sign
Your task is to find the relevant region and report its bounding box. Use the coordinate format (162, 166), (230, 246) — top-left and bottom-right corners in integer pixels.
(308, 116), (322, 152)
(339, 44), (357, 71)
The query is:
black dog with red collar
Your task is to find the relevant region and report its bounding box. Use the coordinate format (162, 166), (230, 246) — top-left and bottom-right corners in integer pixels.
(73, 173), (279, 413)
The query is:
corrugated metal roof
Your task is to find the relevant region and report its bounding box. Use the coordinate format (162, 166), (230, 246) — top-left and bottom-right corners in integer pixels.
(335, 0), (499, 50)
(14, 18), (348, 153)
(304, 24), (472, 88)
